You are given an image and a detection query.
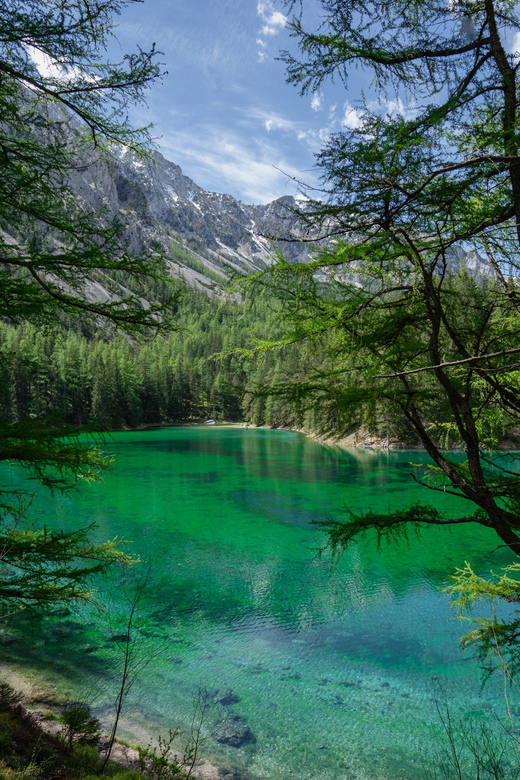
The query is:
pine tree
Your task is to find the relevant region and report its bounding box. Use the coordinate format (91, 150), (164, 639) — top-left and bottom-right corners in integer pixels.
(0, 0), (172, 609)
(247, 0), (520, 661)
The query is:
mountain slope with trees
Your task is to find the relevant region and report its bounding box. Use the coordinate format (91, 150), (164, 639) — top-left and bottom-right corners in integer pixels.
(29, 98), (490, 301)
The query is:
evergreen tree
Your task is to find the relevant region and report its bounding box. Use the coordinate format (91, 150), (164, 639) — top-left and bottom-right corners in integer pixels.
(240, 0), (520, 659)
(0, 0), (173, 609)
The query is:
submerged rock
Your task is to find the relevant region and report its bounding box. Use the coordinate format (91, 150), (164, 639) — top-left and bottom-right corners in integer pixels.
(209, 688), (239, 706)
(340, 680), (360, 688)
(216, 714), (255, 748)
(249, 664), (267, 674)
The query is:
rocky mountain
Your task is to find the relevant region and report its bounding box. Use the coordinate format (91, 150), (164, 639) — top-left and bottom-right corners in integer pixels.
(65, 141), (492, 300)
(66, 143), (318, 300)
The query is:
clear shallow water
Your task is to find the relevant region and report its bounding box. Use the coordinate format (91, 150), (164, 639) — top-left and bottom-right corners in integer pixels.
(2, 427), (516, 780)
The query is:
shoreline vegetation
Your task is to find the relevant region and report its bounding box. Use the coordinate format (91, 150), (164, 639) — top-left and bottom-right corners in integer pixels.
(0, 661), (223, 780)
(115, 420), (520, 452)
(4, 297), (519, 454)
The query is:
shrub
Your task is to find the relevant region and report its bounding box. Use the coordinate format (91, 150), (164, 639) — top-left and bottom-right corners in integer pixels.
(61, 703), (100, 750)
(0, 685), (22, 710)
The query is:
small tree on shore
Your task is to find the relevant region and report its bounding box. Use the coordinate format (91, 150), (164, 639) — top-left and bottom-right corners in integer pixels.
(61, 701), (101, 750)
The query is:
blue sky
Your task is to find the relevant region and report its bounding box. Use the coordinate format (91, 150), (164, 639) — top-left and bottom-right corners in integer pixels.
(111, 0), (364, 204)
(30, 2), (520, 206)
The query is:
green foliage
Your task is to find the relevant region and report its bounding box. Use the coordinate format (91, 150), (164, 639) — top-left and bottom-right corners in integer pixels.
(0, 684), (137, 780)
(138, 731), (185, 780)
(0, 291), (276, 430)
(168, 241), (227, 287)
(0, 420), (112, 489)
(446, 562), (520, 676)
(0, 685), (22, 710)
(425, 679), (520, 780)
(0, 684), (69, 776)
(0, 0), (176, 610)
(137, 688), (220, 780)
(315, 504), (462, 556)
(236, 0), (520, 670)
(0, 0), (180, 331)
(61, 703), (101, 750)
(0, 522), (133, 607)
(248, 1), (520, 556)
(450, 562), (520, 606)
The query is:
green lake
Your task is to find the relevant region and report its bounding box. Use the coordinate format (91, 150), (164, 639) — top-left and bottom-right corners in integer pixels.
(2, 427), (516, 780)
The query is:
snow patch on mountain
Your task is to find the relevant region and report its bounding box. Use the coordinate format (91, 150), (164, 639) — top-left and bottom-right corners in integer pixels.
(66, 140), (493, 299)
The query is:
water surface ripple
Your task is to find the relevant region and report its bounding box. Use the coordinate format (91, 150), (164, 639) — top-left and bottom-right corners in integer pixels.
(3, 428), (515, 780)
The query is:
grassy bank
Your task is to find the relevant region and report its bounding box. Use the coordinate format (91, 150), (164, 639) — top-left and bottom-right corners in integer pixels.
(0, 663), (224, 780)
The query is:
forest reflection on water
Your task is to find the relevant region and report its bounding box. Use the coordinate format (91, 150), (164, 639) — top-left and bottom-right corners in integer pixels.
(2, 427), (517, 780)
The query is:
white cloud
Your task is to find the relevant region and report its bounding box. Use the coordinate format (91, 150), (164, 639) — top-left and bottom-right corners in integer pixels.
(118, 16), (252, 76)
(318, 127), (332, 143)
(311, 92), (323, 112)
(261, 19), (286, 36)
(342, 102), (363, 129)
(384, 97), (418, 120)
(241, 106), (338, 154)
(245, 107), (302, 135)
(159, 126), (304, 204)
(257, 1), (288, 36)
(256, 36), (268, 62)
(267, 11), (288, 27)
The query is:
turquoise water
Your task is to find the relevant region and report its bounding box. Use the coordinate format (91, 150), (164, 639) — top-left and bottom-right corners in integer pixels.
(2, 427), (516, 779)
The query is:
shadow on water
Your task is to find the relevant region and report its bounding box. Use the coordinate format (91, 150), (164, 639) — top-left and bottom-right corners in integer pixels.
(2, 611), (117, 689)
(310, 624), (437, 669)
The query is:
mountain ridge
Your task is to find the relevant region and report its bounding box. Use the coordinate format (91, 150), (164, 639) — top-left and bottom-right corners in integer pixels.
(63, 138), (492, 299)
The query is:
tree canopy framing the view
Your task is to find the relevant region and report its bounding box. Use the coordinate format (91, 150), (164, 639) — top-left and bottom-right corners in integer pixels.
(0, 0), (176, 329)
(0, 0), (176, 610)
(245, 0), (520, 609)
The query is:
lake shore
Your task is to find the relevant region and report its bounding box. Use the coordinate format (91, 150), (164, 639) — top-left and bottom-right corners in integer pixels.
(146, 418), (520, 452)
(110, 418), (441, 449)
(133, 421), (414, 449)
(0, 658), (223, 780)
(241, 422), (520, 451)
